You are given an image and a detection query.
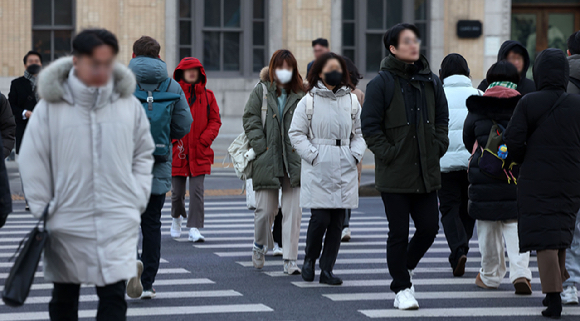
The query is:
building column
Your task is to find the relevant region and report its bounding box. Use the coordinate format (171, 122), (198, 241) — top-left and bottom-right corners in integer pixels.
(330, 0), (342, 53)
(429, 0), (445, 69)
(268, 0), (283, 57)
(483, 0), (512, 77)
(165, 0), (178, 72)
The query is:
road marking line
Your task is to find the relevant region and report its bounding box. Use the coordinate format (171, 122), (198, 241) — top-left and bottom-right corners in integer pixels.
(325, 291), (544, 301)
(0, 278), (214, 292)
(0, 267), (187, 279)
(216, 246), (467, 257)
(292, 277), (542, 288)
(358, 307), (580, 318)
(264, 266), (539, 277)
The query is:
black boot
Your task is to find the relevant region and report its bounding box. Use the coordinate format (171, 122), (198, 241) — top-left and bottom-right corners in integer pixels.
(301, 258), (315, 282)
(319, 270), (343, 285)
(542, 292), (562, 319)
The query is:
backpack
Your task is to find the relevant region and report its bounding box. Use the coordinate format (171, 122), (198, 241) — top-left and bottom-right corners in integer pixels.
(134, 78), (181, 163)
(227, 83), (268, 180)
(305, 92), (359, 139)
(477, 120), (520, 184)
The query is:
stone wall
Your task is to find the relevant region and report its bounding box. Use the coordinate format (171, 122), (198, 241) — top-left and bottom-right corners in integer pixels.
(0, 0), (32, 78)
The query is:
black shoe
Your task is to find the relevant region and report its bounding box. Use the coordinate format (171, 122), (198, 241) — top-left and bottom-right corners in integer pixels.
(542, 293), (562, 319)
(453, 255), (467, 277)
(301, 258), (315, 282)
(25, 204), (30, 211)
(319, 270), (342, 285)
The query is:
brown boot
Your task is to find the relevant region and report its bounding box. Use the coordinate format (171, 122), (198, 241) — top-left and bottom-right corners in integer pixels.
(475, 273), (494, 289)
(513, 277), (532, 295)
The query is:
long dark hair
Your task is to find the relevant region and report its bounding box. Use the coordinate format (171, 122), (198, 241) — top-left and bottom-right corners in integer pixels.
(343, 56), (363, 87)
(486, 60), (520, 84)
(268, 49), (304, 96)
(306, 52), (355, 92)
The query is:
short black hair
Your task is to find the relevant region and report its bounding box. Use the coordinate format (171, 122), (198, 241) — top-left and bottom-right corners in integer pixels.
(23, 51), (42, 65)
(383, 23), (420, 55)
(72, 29), (119, 57)
(486, 60), (520, 85)
(343, 56), (363, 86)
(312, 38), (329, 48)
(568, 31), (580, 55)
(439, 53), (470, 81)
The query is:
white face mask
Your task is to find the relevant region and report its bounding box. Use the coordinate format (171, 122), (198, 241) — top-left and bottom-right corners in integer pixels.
(275, 69), (293, 85)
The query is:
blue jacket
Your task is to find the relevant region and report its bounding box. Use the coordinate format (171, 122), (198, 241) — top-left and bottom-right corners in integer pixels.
(129, 56), (193, 195)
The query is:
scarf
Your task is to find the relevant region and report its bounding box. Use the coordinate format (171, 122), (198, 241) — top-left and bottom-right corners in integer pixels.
(24, 70), (39, 101)
(487, 81), (517, 91)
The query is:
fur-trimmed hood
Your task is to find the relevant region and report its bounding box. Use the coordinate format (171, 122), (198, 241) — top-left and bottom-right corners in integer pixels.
(466, 94), (521, 120)
(38, 56), (136, 104)
(259, 67), (270, 82)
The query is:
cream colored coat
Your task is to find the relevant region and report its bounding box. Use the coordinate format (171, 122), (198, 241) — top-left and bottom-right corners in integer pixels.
(19, 57), (154, 286)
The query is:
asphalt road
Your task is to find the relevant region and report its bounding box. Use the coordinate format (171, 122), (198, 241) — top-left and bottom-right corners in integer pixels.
(2, 195), (580, 320)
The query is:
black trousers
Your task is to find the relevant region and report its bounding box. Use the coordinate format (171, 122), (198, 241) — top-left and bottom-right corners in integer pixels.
(140, 193), (166, 290)
(49, 281), (127, 321)
(439, 171), (475, 267)
(273, 208), (283, 247)
(304, 208), (345, 271)
(381, 192), (439, 293)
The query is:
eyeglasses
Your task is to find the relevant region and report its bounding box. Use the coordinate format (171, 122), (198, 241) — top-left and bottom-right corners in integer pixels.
(401, 38), (422, 46)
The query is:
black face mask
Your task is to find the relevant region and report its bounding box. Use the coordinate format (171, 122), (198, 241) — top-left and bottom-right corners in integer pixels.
(26, 64), (41, 75)
(324, 70), (342, 87)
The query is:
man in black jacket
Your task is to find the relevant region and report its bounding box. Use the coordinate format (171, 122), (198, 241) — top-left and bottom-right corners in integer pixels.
(361, 23), (449, 311)
(9, 51), (42, 154)
(477, 40), (536, 95)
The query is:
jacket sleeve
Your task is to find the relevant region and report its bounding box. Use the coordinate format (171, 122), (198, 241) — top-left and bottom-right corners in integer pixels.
(0, 94), (15, 156)
(243, 85), (268, 156)
(8, 80), (23, 119)
(199, 91), (222, 147)
(361, 76), (395, 162)
(477, 79), (488, 92)
(350, 99), (367, 162)
(18, 101), (52, 218)
(503, 98), (529, 164)
(463, 112), (477, 152)
(169, 80), (193, 140)
(288, 96), (318, 164)
(433, 75), (450, 157)
(131, 99), (155, 213)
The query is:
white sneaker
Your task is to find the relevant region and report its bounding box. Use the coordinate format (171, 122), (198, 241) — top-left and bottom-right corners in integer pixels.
(126, 260), (143, 299)
(341, 227), (351, 242)
(188, 228), (205, 242)
(284, 260), (301, 275)
(393, 288), (419, 310)
(252, 244), (266, 269)
(273, 243), (283, 256)
(170, 217), (182, 238)
(141, 288), (156, 299)
(409, 269), (415, 294)
(562, 285), (579, 305)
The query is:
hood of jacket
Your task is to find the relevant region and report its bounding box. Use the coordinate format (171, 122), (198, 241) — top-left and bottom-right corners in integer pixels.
(466, 91), (521, 120)
(380, 54), (432, 79)
(173, 57), (207, 87)
(442, 74), (473, 88)
(38, 56), (136, 105)
(534, 48), (569, 91)
(311, 81), (351, 100)
(128, 56), (169, 84)
(483, 85), (521, 99)
(497, 40), (531, 79)
(568, 54), (580, 81)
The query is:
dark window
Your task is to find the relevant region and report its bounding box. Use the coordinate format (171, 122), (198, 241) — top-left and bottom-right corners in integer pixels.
(32, 0), (75, 62)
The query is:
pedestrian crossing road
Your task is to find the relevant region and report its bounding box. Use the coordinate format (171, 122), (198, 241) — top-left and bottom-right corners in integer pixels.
(1, 197), (580, 320)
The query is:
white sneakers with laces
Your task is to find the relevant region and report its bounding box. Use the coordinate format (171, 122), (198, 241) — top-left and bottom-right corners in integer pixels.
(273, 243), (283, 256)
(562, 285), (579, 305)
(188, 228), (205, 242)
(284, 260), (301, 275)
(341, 227), (351, 242)
(394, 288), (419, 310)
(170, 217), (182, 238)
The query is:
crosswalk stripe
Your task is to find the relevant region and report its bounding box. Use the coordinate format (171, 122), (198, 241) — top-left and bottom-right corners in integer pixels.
(324, 291), (544, 301)
(292, 278), (542, 288)
(0, 278), (215, 292)
(214, 246), (482, 257)
(264, 266), (540, 277)
(0, 304), (273, 320)
(0, 259), (169, 268)
(0, 268), (189, 280)
(0, 290), (243, 305)
(358, 307), (580, 318)
(161, 229), (433, 236)
(193, 240), (478, 248)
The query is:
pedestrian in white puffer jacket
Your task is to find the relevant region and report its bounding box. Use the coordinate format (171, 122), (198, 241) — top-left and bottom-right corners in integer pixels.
(437, 54), (482, 277)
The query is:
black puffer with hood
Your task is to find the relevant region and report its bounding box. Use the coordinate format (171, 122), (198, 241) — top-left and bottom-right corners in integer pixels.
(503, 49), (580, 252)
(478, 40), (536, 95)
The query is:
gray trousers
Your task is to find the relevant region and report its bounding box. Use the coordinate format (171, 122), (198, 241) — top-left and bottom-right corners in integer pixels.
(171, 175), (205, 228)
(564, 210), (580, 287)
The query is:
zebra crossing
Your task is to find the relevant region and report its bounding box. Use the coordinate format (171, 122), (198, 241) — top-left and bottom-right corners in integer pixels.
(0, 200), (273, 320)
(192, 196), (580, 319)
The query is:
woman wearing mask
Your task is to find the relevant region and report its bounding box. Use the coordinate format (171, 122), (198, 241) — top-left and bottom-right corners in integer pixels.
(341, 56), (365, 242)
(289, 52), (366, 285)
(463, 61), (532, 295)
(438, 53), (481, 277)
(243, 50), (305, 274)
(170, 57), (222, 242)
(504, 48), (580, 318)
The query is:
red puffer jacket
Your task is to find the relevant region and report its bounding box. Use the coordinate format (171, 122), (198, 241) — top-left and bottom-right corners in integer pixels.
(172, 57), (221, 177)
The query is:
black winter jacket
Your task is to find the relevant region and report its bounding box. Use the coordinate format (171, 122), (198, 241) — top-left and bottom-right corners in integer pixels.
(362, 55), (449, 193)
(0, 132), (11, 227)
(504, 49), (580, 252)
(477, 40), (536, 96)
(8, 76), (38, 153)
(464, 93), (520, 221)
(0, 94), (15, 157)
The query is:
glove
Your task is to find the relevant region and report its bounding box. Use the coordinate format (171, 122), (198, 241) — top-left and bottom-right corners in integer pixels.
(244, 148), (257, 161)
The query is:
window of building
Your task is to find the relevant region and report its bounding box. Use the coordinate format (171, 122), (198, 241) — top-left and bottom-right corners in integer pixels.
(32, 0), (75, 62)
(179, 0), (268, 76)
(342, 0), (429, 75)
